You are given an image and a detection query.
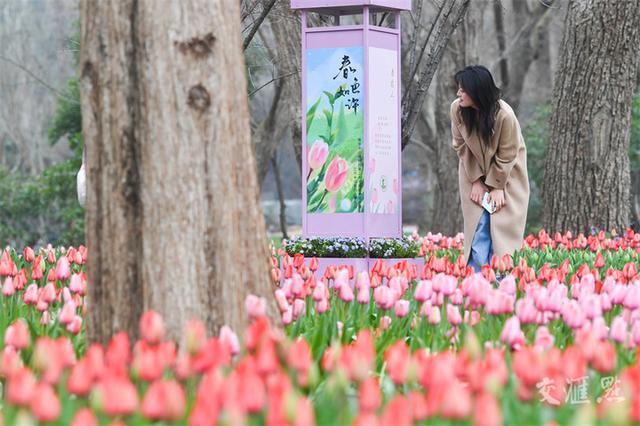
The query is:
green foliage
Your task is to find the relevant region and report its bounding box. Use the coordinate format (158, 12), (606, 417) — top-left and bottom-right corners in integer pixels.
(523, 105), (551, 235)
(368, 237), (420, 258)
(284, 237), (368, 258)
(0, 27), (84, 248)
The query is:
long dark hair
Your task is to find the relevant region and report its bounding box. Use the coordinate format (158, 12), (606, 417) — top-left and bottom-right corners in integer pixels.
(454, 65), (501, 145)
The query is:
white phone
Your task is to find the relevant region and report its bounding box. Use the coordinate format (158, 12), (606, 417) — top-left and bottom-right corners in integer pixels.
(482, 192), (496, 214)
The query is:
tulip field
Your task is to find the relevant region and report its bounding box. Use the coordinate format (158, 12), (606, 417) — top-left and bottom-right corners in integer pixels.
(1, 230), (640, 425)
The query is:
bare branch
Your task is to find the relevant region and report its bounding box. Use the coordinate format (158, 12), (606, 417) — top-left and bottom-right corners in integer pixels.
(243, 0), (278, 51)
(0, 55), (79, 105)
(249, 71), (297, 97)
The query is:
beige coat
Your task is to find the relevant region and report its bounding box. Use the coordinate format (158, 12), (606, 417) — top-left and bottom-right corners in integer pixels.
(450, 99), (529, 263)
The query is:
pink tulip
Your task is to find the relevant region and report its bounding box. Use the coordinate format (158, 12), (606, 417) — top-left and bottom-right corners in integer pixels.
(611, 284), (628, 305)
(40, 311), (50, 325)
(581, 294), (602, 320)
(500, 316), (525, 348)
(534, 326), (554, 350)
(245, 294), (267, 319)
(291, 273), (305, 298)
(515, 298), (538, 324)
(356, 271), (370, 290)
(139, 311), (165, 344)
(30, 383), (61, 422)
(2, 277), (14, 296)
(23, 283), (38, 305)
(394, 300), (410, 317)
(313, 281), (327, 302)
(623, 284), (640, 309)
(357, 283), (370, 304)
(55, 255), (71, 281)
(463, 310), (481, 327)
(69, 273), (83, 294)
(428, 306), (441, 324)
(316, 297), (329, 313)
(380, 316), (392, 330)
(450, 288), (463, 305)
(95, 377), (139, 416)
(324, 156), (349, 192)
(414, 280), (432, 302)
(339, 281), (355, 302)
(59, 300), (77, 325)
(374, 286), (393, 310)
(591, 317), (609, 340)
(308, 140), (329, 170)
(446, 304), (462, 326)
(5, 319), (30, 350)
(282, 306), (293, 325)
(334, 268), (350, 290)
(66, 316), (83, 335)
(71, 408), (98, 426)
(6, 367), (36, 405)
(632, 321), (640, 346)
(293, 298), (306, 319)
(184, 320), (206, 354)
(274, 289), (290, 313)
(562, 300), (586, 329)
(40, 282), (56, 304)
(141, 379), (186, 421)
(610, 316), (628, 343)
(498, 274), (517, 295)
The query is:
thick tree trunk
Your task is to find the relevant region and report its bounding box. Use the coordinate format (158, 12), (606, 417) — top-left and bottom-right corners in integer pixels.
(80, 0), (274, 344)
(542, 0), (640, 235)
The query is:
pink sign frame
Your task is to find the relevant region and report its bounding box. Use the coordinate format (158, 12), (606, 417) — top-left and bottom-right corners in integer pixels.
(298, 2), (407, 239)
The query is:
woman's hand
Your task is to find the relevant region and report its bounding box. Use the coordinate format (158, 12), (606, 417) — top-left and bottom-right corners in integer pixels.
(470, 179), (489, 205)
(489, 189), (506, 212)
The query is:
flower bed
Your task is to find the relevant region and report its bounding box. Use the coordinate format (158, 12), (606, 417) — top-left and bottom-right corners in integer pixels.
(2, 229), (640, 424)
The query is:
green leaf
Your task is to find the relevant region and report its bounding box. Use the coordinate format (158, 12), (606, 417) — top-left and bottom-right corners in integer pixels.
(323, 90), (335, 106)
(306, 97), (322, 133)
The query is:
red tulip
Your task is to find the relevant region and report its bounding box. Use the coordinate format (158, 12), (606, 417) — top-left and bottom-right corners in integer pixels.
(94, 376), (139, 416)
(71, 408), (98, 426)
(142, 379), (186, 421)
(6, 367), (36, 405)
(359, 378), (381, 412)
(385, 340), (410, 385)
(5, 319), (30, 350)
(139, 310), (165, 344)
(473, 392), (502, 426)
(30, 383), (61, 422)
(23, 247), (35, 263)
(380, 395), (412, 426)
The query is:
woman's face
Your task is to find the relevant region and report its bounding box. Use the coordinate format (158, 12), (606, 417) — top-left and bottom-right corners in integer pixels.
(457, 86), (475, 108)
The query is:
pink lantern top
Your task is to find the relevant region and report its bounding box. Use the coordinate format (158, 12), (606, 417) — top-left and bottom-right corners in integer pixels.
(290, 0), (411, 12)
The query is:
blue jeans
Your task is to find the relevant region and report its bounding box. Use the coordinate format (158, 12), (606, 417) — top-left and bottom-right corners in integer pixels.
(468, 210), (493, 272)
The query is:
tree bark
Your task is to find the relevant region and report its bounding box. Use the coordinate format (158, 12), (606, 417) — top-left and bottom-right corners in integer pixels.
(542, 0), (640, 235)
(272, 0), (303, 171)
(271, 154), (288, 239)
(80, 0), (275, 344)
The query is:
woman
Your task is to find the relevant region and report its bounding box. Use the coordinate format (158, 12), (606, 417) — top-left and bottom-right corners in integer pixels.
(450, 65), (529, 271)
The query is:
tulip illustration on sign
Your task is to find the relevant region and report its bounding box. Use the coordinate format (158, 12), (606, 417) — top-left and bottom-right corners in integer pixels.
(306, 46), (364, 213)
(307, 140), (329, 177)
(325, 156), (349, 192)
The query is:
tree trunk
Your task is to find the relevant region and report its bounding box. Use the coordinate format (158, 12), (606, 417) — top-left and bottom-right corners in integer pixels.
(272, 0), (303, 171)
(542, 0), (640, 235)
(430, 40), (465, 236)
(80, 0), (274, 344)
(271, 154), (289, 239)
